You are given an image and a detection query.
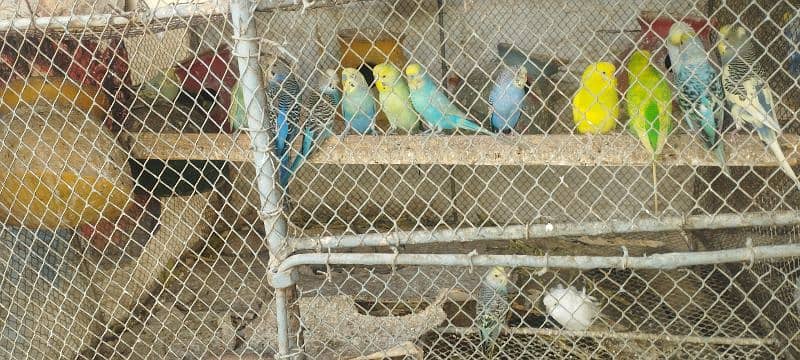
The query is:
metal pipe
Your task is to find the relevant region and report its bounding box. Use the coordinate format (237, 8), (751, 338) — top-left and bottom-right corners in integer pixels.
(254, 0), (375, 12)
(278, 243), (800, 274)
(274, 289), (291, 355)
(436, 326), (778, 346)
(292, 210), (800, 251)
(0, 4), (225, 32)
(229, 0), (292, 356)
(230, 0), (288, 263)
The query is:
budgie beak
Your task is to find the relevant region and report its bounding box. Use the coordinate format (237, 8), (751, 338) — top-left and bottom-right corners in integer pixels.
(375, 79), (387, 92)
(717, 41), (727, 55)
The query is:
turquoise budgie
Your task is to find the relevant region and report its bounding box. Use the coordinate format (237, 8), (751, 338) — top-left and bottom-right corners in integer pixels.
(372, 62), (421, 134)
(405, 63), (493, 135)
(489, 65), (528, 133)
(267, 63), (301, 188)
(666, 21), (729, 175)
(290, 69), (340, 174)
(476, 266), (510, 357)
(719, 24), (800, 189)
(341, 67), (376, 135)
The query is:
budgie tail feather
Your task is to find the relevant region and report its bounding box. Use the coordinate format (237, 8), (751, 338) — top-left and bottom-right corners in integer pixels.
(645, 101), (661, 153)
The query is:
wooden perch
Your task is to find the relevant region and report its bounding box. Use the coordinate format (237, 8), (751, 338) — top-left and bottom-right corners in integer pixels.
(130, 132), (800, 167)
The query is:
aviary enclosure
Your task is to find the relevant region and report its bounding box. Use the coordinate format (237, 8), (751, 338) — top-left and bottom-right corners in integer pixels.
(0, 0), (799, 359)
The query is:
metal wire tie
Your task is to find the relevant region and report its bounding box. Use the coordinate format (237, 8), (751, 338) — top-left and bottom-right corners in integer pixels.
(621, 246), (630, 269)
(536, 252), (549, 276)
(745, 237), (756, 268)
(466, 249), (478, 274)
(275, 348), (303, 359)
(325, 249), (332, 283)
(390, 246), (400, 273)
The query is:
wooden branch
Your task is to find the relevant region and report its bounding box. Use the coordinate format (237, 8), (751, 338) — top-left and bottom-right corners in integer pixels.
(129, 132), (800, 167)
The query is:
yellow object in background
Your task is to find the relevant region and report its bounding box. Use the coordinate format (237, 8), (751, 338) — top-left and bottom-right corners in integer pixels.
(0, 77), (132, 229)
(338, 28), (407, 132)
(572, 62), (619, 134)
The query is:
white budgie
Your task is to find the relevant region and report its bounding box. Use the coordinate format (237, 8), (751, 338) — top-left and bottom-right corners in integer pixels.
(542, 284), (599, 331)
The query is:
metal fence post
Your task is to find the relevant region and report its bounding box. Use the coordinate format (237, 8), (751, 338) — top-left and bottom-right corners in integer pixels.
(228, 0), (300, 358)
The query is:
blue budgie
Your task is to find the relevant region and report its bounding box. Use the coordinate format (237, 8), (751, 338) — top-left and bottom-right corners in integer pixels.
(291, 69), (341, 173)
(341, 67), (376, 135)
(497, 42), (562, 92)
(476, 266), (510, 357)
(783, 11), (800, 77)
(267, 63), (301, 188)
(404, 63), (492, 135)
(666, 21), (729, 175)
(489, 65), (528, 133)
(719, 24), (800, 189)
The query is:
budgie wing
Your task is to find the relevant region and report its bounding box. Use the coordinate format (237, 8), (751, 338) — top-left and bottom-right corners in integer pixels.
(730, 77), (782, 133)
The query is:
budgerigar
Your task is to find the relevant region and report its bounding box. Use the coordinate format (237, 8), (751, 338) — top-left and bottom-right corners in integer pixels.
(666, 22), (729, 175)
(497, 42), (562, 92)
(719, 24), (800, 190)
(136, 67), (181, 108)
(228, 80), (248, 131)
(543, 284), (600, 331)
(267, 63), (301, 188)
(372, 62), (421, 134)
(341, 68), (377, 135)
(405, 63), (492, 135)
(783, 12), (800, 77)
(626, 50), (673, 212)
(489, 65), (528, 133)
(291, 69), (341, 173)
(572, 62), (619, 134)
(476, 266), (510, 357)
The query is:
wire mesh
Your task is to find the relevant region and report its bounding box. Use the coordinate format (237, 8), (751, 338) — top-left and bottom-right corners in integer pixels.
(0, 0), (799, 358)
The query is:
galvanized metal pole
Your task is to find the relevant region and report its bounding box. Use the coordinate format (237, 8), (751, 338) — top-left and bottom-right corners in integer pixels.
(277, 243), (800, 273)
(228, 0), (298, 357)
(291, 210), (800, 251)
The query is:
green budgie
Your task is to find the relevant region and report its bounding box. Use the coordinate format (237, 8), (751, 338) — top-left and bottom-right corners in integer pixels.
(136, 67), (181, 108)
(625, 49), (673, 213)
(372, 62), (421, 134)
(476, 266), (510, 358)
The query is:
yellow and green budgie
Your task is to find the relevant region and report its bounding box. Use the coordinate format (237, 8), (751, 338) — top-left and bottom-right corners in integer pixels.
(625, 50), (672, 213)
(372, 62), (421, 134)
(572, 62), (619, 134)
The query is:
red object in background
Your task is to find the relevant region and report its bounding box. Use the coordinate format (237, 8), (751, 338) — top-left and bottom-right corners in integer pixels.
(637, 12), (716, 51)
(174, 44), (238, 133)
(2, 34), (134, 132)
(79, 192), (162, 251)
(618, 12), (718, 94)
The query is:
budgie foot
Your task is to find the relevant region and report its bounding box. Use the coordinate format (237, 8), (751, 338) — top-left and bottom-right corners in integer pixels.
(421, 128), (444, 136)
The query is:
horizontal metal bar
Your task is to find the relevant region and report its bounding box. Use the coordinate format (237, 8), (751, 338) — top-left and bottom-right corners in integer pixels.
(0, 3), (225, 32)
(291, 210), (800, 251)
(130, 132), (800, 166)
(277, 243), (800, 274)
(436, 326), (778, 346)
(255, 0), (375, 12)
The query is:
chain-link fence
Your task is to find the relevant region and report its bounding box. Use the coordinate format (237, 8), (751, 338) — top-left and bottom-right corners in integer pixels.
(1, 0), (800, 358)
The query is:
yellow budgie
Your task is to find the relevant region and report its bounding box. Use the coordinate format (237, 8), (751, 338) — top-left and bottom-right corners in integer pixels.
(572, 62), (619, 134)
